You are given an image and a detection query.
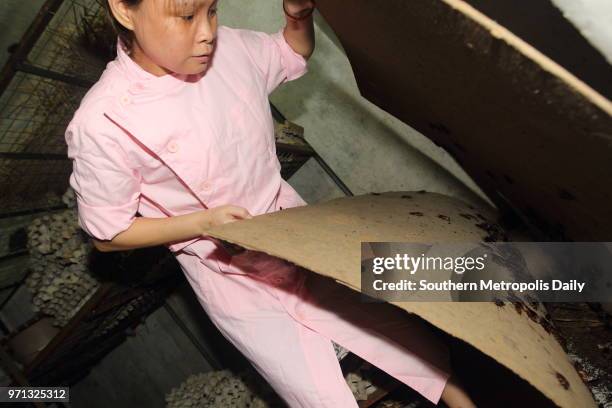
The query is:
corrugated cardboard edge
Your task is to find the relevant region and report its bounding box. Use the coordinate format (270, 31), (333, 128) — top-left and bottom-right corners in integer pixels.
(206, 192), (596, 408)
(442, 0), (611, 115)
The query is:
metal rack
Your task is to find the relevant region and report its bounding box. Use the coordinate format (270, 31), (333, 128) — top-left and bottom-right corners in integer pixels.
(8, 279), (176, 386)
(0, 0), (107, 218)
(0, 0), (350, 216)
(0, 246), (181, 408)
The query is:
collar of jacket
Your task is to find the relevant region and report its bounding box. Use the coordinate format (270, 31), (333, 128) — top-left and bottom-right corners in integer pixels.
(114, 36), (198, 96)
(103, 37), (212, 210)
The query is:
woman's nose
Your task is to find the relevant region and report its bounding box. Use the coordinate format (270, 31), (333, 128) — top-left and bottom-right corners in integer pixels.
(197, 20), (215, 45)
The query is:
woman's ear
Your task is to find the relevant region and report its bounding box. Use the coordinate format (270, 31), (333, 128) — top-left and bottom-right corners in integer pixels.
(107, 0), (136, 31)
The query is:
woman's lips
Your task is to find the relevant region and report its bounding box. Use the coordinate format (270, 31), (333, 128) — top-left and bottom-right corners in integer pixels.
(194, 54), (210, 63)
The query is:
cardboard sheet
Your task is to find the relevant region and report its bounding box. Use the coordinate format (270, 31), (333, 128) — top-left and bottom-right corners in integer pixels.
(316, 0), (612, 240)
(206, 192), (596, 407)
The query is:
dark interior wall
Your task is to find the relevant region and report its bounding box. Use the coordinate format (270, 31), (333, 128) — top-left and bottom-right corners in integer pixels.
(464, 0), (611, 100)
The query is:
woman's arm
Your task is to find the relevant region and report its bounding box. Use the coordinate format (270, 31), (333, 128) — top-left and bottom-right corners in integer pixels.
(282, 0), (316, 60)
(94, 206), (252, 252)
(93, 211), (207, 252)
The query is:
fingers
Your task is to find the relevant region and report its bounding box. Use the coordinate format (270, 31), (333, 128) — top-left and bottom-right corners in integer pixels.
(228, 205), (253, 220)
(216, 205), (253, 225)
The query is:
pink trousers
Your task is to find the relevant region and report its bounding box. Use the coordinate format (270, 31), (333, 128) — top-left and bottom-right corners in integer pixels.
(176, 249), (450, 407)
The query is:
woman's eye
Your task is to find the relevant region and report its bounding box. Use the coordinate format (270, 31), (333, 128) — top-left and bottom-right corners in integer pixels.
(181, 14), (194, 21)
(209, 8), (217, 16)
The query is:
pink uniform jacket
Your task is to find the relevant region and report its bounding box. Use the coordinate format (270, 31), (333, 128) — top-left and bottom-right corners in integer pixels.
(66, 25), (307, 257)
(65, 25), (450, 407)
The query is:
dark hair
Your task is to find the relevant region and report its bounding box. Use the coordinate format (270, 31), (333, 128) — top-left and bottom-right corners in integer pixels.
(103, 0), (143, 53)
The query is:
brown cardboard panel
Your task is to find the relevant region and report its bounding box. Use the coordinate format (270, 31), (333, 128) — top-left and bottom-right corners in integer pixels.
(206, 192), (596, 407)
(316, 0), (612, 240)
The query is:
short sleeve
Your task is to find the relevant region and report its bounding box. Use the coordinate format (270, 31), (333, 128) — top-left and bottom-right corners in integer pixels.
(238, 27), (309, 94)
(66, 120), (141, 242)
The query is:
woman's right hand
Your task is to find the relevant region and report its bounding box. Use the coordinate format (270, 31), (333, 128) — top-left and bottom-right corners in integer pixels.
(200, 205), (253, 232)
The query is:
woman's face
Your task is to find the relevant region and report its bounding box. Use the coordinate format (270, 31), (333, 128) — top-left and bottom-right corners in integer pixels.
(119, 0), (219, 76)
